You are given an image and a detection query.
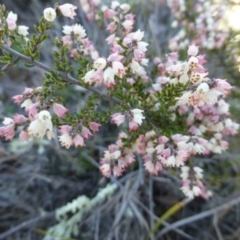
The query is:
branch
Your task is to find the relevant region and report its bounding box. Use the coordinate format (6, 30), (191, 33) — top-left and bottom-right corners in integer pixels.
(1, 44), (122, 104)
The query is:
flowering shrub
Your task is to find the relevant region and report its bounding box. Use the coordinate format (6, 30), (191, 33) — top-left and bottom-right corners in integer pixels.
(0, 0), (238, 200)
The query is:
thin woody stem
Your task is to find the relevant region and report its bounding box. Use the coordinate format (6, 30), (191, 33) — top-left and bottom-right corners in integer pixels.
(1, 44), (122, 104)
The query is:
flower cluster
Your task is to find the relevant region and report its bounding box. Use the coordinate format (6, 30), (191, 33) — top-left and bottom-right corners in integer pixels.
(79, 0), (101, 21)
(62, 22), (99, 60)
(58, 122), (100, 149)
(82, 2), (148, 88)
(167, 0), (229, 51)
(111, 109), (145, 131)
(0, 1), (238, 200)
(100, 133), (135, 177)
(2, 11), (29, 39)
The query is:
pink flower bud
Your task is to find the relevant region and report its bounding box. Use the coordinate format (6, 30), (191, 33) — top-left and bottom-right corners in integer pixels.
(72, 134), (85, 147)
(62, 36), (72, 48)
(19, 130), (30, 142)
(134, 49), (145, 62)
(129, 121), (139, 131)
(81, 126), (92, 139)
(107, 52), (124, 62)
(104, 9), (116, 19)
(3, 124), (15, 140)
(23, 87), (33, 95)
(111, 113), (125, 126)
(12, 95), (23, 104)
(187, 44), (199, 56)
(106, 22), (117, 33)
(89, 122), (101, 132)
(59, 125), (72, 134)
(6, 19), (17, 30)
(25, 102), (39, 119)
(53, 103), (68, 119)
(14, 114), (28, 124)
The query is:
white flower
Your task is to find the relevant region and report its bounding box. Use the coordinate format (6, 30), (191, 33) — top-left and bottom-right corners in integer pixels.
(28, 110), (54, 140)
(133, 30), (144, 41)
(59, 133), (72, 149)
(208, 122), (224, 132)
(192, 143), (205, 154)
(91, 50), (99, 60)
(181, 185), (194, 199)
(82, 69), (95, 83)
(111, 150), (121, 159)
(206, 89), (221, 103)
(43, 8), (57, 22)
(28, 118), (45, 138)
(111, 1), (120, 10)
(103, 149), (121, 160)
(196, 82), (209, 94)
(181, 185), (201, 199)
(141, 58), (149, 66)
(180, 166), (190, 179)
(120, 4), (131, 13)
(94, 58), (107, 70)
(177, 141), (189, 150)
(137, 41), (148, 52)
(17, 25), (29, 36)
(7, 11), (17, 22)
(112, 61), (126, 78)
(103, 67), (115, 84)
(177, 91), (192, 106)
(3, 117), (14, 125)
(122, 20), (133, 30)
(131, 109), (145, 125)
(167, 155), (176, 167)
(192, 186), (201, 196)
(193, 167), (203, 180)
(21, 99), (33, 109)
(130, 60), (146, 76)
(38, 110), (51, 122)
(63, 25), (72, 35)
(73, 24), (86, 38)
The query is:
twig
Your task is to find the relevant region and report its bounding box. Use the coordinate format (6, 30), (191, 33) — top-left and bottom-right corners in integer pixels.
(94, 209), (100, 240)
(0, 63), (11, 72)
(213, 213), (224, 240)
(148, 176), (154, 240)
(157, 195), (240, 238)
(1, 44), (122, 104)
(0, 212), (55, 240)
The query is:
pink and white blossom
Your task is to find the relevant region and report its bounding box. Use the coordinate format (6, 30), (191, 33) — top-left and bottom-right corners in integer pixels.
(58, 4), (77, 19)
(53, 103), (68, 118)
